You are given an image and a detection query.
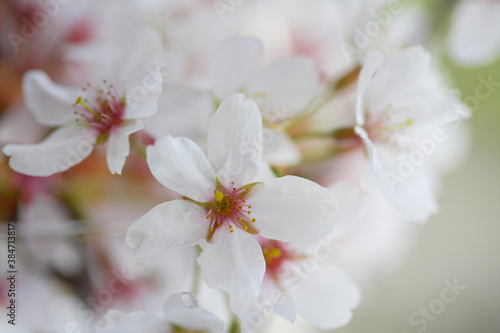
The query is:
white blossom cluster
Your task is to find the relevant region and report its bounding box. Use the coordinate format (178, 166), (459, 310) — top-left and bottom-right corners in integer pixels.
(1, 0), (494, 332)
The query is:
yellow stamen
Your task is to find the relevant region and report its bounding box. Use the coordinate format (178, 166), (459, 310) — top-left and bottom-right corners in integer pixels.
(215, 190), (224, 202)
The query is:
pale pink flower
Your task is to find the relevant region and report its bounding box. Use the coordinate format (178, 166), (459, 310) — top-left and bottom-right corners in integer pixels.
(126, 93), (338, 298)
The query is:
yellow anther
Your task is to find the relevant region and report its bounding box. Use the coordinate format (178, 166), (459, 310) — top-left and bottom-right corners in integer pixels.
(243, 226), (248, 231)
(215, 190), (224, 202)
(252, 218), (256, 223)
(268, 248), (281, 259)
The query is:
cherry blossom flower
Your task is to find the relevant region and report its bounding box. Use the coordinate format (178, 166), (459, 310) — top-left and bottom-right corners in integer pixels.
(2, 30), (165, 176)
(353, 47), (462, 222)
(96, 292), (224, 333)
(126, 93), (338, 298)
(231, 238), (360, 333)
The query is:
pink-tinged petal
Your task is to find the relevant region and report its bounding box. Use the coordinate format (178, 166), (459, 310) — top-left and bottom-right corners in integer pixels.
(143, 87), (214, 139)
(125, 62), (165, 119)
(291, 264), (361, 329)
(126, 200), (209, 256)
(206, 94), (263, 188)
(355, 126), (384, 191)
(163, 292), (225, 332)
(147, 136), (216, 202)
(106, 120), (143, 175)
(246, 56), (319, 115)
(23, 70), (81, 127)
(209, 37), (263, 100)
(355, 51), (383, 126)
(448, 0), (500, 66)
(365, 46), (430, 113)
(2, 124), (96, 176)
(249, 176), (337, 243)
(197, 227), (265, 298)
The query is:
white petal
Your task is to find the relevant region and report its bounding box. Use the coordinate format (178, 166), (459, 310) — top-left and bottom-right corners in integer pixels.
(291, 264), (361, 329)
(273, 295), (296, 323)
(448, 0), (500, 66)
(206, 93), (263, 188)
(246, 57), (319, 115)
(197, 227), (265, 298)
(355, 51), (383, 126)
(109, 27), (165, 83)
(126, 200), (209, 256)
(381, 169), (438, 224)
(2, 125), (96, 176)
(249, 176), (337, 243)
(107, 120), (143, 175)
(365, 46), (430, 112)
(23, 70), (81, 127)
(125, 62), (165, 119)
(163, 292), (225, 332)
(147, 136), (216, 202)
(327, 180), (365, 238)
(355, 126), (384, 191)
(210, 37), (263, 100)
(143, 87), (214, 139)
(263, 131), (301, 166)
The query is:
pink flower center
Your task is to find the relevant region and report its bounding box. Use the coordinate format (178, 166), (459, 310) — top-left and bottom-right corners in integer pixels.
(260, 239), (294, 282)
(365, 107), (413, 144)
(205, 182), (259, 241)
(73, 81), (126, 142)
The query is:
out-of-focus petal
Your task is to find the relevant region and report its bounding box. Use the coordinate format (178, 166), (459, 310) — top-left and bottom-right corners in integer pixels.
(355, 51), (383, 126)
(209, 37), (264, 100)
(2, 124), (96, 176)
(125, 63), (165, 119)
(23, 70), (81, 127)
(448, 0), (500, 66)
(163, 292), (225, 332)
(291, 264), (361, 329)
(246, 57), (319, 115)
(143, 87), (214, 139)
(106, 120), (143, 174)
(355, 126), (384, 191)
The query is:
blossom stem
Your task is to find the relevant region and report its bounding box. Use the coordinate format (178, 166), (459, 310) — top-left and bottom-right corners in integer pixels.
(191, 246), (202, 295)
